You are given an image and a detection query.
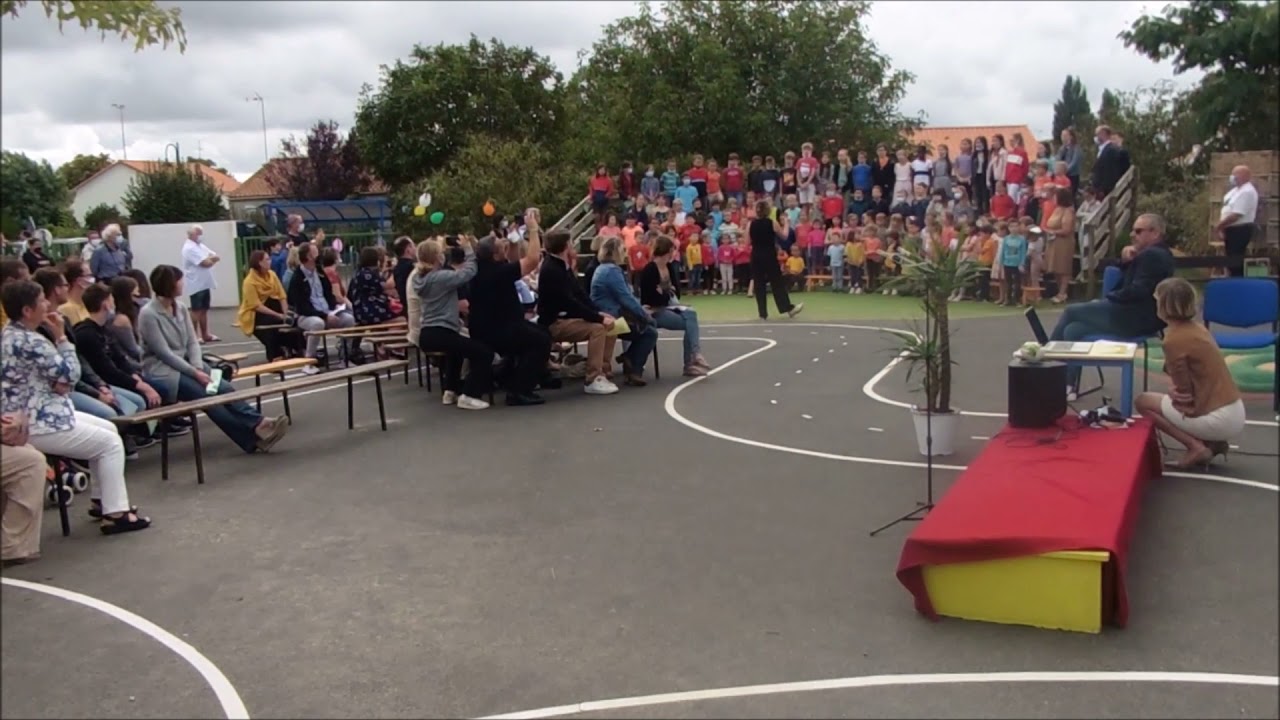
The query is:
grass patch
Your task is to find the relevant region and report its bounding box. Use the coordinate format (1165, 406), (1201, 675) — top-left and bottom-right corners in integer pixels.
(685, 291), (1031, 324)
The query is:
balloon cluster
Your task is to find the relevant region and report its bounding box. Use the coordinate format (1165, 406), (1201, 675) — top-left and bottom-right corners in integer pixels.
(410, 194), (499, 224)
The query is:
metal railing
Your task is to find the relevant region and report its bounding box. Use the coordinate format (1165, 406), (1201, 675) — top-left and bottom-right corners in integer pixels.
(232, 231), (388, 286)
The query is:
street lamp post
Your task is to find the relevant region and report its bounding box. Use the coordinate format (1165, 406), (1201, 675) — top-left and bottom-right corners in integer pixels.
(246, 92), (268, 163)
(110, 103), (127, 160)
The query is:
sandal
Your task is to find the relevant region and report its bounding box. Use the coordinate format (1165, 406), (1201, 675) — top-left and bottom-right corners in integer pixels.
(100, 511), (152, 535)
(89, 499), (138, 520)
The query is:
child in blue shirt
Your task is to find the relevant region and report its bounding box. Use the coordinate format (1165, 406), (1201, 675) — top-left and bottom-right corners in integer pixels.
(853, 151), (873, 193)
(674, 175), (699, 211)
(847, 189), (870, 219)
(641, 164), (661, 203)
(660, 161), (681, 201)
(825, 222), (846, 292)
(996, 220), (1027, 307)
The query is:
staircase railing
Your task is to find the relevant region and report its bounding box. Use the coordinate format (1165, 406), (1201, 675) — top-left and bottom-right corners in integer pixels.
(1077, 165), (1138, 298)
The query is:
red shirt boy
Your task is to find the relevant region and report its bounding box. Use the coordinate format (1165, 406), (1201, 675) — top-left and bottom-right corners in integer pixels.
(990, 188), (1016, 219)
(723, 162), (745, 194)
(629, 242), (652, 272)
(820, 193), (843, 220)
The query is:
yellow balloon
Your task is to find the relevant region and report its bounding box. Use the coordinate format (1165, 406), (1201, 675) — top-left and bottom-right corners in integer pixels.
(413, 205), (426, 217)
(482, 200), (496, 217)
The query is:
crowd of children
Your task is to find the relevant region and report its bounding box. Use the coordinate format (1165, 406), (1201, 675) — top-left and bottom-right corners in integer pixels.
(589, 134), (1090, 304)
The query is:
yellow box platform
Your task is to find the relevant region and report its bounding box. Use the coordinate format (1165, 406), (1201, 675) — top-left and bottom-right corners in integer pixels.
(922, 550), (1111, 633)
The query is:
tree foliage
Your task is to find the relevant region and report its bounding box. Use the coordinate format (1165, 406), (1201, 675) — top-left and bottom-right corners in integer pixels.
(186, 156), (230, 175)
(0, 150), (69, 228)
(265, 120), (367, 201)
(1051, 75), (1094, 140)
(1097, 89), (1121, 127)
(354, 36), (566, 187)
(568, 0), (917, 167)
(83, 202), (126, 233)
(122, 163), (227, 225)
(393, 135), (581, 238)
(0, 0), (186, 51)
(56, 152), (111, 192)
(1121, 0), (1279, 151)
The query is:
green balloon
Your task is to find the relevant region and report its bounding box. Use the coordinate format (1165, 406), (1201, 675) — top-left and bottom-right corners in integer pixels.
(429, 211), (445, 224)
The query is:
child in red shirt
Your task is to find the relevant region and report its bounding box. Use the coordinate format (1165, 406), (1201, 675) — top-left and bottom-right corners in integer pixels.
(1003, 134), (1030, 203)
(990, 181), (1016, 220)
(628, 235), (652, 288)
(687, 154), (709, 201)
(733, 237), (752, 294)
(820, 186), (844, 221)
(722, 153), (746, 205)
(706, 158), (723, 206)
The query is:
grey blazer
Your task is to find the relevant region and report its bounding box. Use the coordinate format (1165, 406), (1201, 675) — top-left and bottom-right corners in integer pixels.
(138, 299), (205, 402)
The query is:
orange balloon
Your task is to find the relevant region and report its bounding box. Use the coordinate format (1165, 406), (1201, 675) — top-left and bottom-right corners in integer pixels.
(482, 200), (496, 217)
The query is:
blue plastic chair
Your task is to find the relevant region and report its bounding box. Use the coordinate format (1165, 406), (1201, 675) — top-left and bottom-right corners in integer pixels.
(1203, 278), (1280, 350)
(1079, 265), (1160, 394)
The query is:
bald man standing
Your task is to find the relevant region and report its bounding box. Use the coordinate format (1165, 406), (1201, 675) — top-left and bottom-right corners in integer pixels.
(1216, 165), (1258, 278)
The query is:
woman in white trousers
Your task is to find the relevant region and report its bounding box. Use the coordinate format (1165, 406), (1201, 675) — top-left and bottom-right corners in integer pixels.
(1, 279), (150, 534)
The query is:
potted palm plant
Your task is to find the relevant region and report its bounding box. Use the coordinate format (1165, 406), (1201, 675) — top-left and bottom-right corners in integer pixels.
(885, 241), (979, 456)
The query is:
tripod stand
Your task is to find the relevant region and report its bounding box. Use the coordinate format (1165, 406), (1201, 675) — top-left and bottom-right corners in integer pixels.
(870, 281), (937, 537)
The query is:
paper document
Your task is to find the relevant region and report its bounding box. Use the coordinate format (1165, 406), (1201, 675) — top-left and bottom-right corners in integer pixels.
(1043, 341), (1093, 354)
(607, 317), (631, 336)
(1090, 340), (1136, 357)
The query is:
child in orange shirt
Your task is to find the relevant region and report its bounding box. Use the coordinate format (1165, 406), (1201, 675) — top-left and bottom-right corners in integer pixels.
(863, 225), (884, 293)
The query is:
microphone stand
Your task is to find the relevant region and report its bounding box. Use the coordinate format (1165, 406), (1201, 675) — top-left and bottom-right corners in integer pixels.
(870, 274), (936, 536)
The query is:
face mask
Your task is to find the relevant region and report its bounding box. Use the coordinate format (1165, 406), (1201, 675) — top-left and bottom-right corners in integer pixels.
(953, 191), (963, 200)
(645, 170), (654, 177)
(1228, 175), (1238, 188)
(500, 220), (509, 229)
(90, 237), (102, 246)
(624, 168), (632, 174)
(683, 179), (691, 186)
(297, 223), (305, 233)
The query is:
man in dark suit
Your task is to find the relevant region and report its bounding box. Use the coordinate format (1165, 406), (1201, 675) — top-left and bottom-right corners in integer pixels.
(1090, 125), (1131, 196)
(1050, 213), (1175, 392)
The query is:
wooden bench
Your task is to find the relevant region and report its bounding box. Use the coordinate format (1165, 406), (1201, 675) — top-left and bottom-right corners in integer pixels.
(305, 321), (407, 368)
(229, 357), (319, 417)
(205, 351), (250, 371)
(805, 274), (833, 291)
(111, 359), (408, 485)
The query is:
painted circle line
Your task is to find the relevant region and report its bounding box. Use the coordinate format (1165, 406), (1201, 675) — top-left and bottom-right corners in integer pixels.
(1, 577), (250, 719)
(475, 670), (1279, 719)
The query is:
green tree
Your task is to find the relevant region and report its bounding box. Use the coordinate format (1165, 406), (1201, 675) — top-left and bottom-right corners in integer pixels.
(265, 120), (367, 201)
(83, 202), (126, 233)
(56, 152), (112, 190)
(393, 135), (580, 238)
(1121, 0), (1279, 151)
(0, 150), (70, 228)
(1097, 89), (1121, 127)
(1051, 75), (1094, 140)
(567, 0), (917, 167)
(0, 0), (186, 51)
(122, 163), (227, 224)
(186, 156), (230, 175)
(354, 36), (566, 187)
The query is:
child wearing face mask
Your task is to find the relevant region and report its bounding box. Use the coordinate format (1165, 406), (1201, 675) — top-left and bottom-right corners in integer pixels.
(618, 162), (635, 207)
(674, 174), (698, 211)
(661, 161), (681, 201)
(640, 164), (661, 203)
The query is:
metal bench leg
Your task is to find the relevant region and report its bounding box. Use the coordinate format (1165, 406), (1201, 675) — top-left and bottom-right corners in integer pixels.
(254, 375), (262, 412)
(375, 374), (387, 431)
(190, 413), (205, 485)
(415, 348), (424, 388)
(278, 371), (292, 419)
(652, 346), (661, 380)
(1141, 339), (1150, 391)
(322, 337), (330, 370)
(347, 376), (355, 429)
(54, 461), (70, 537)
(160, 427), (170, 481)
(401, 360), (408, 385)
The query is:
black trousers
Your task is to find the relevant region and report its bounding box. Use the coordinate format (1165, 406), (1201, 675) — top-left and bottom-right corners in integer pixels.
(973, 177), (991, 215)
(750, 253), (795, 319)
(419, 326), (494, 399)
(253, 308), (303, 360)
(1223, 224), (1255, 277)
(479, 321), (552, 395)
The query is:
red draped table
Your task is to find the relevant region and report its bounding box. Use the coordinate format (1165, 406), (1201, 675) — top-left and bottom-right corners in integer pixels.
(896, 418), (1162, 630)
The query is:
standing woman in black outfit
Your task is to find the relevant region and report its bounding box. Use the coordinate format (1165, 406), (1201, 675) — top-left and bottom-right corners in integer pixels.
(749, 200), (804, 320)
(971, 136), (991, 215)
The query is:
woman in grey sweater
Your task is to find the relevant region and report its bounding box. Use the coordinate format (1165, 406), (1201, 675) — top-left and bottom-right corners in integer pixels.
(138, 265), (290, 453)
(413, 236), (493, 410)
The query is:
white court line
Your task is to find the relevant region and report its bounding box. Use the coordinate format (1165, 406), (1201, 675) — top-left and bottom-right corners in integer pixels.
(475, 670), (1279, 718)
(1, 577), (249, 719)
(667, 330), (1278, 492)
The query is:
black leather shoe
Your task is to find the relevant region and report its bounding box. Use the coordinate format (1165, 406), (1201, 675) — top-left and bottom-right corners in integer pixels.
(538, 376), (563, 390)
(506, 392), (546, 406)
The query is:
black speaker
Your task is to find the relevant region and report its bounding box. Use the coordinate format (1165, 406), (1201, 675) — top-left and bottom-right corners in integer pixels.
(1008, 359), (1068, 428)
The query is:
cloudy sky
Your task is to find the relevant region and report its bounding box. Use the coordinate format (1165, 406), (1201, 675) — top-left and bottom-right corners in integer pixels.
(1, 1), (1198, 182)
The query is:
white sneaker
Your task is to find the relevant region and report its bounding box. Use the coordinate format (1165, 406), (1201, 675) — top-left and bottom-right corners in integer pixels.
(787, 302), (805, 318)
(301, 364), (320, 376)
(584, 377), (619, 395)
(456, 394), (489, 410)
(442, 390), (458, 406)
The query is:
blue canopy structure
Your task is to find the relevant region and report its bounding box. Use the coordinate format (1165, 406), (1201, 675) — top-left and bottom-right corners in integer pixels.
(261, 197), (392, 230)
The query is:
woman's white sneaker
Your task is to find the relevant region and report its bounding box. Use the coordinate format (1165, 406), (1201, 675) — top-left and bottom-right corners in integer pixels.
(301, 364), (320, 376)
(442, 390), (458, 405)
(456, 394), (489, 410)
(584, 377), (619, 395)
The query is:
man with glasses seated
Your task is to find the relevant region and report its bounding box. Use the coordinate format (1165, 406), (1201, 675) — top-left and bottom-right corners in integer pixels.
(1048, 213), (1175, 394)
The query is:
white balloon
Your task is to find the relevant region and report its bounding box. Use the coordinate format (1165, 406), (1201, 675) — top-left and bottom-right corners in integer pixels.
(418, 193), (432, 208)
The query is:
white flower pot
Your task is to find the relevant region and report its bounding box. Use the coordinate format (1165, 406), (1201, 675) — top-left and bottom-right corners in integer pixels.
(910, 406), (960, 456)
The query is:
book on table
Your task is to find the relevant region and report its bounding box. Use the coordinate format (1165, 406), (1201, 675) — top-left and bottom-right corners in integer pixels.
(1043, 341), (1093, 354)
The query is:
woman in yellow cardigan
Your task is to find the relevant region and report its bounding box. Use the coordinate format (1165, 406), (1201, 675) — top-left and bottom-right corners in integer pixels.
(236, 250), (300, 360)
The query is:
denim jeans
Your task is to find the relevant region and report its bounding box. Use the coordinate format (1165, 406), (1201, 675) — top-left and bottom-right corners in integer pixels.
(689, 265), (703, 291)
(830, 264), (845, 290)
(71, 385), (144, 419)
(620, 325), (659, 373)
(175, 374), (263, 453)
(1049, 299), (1124, 389)
(652, 307), (701, 365)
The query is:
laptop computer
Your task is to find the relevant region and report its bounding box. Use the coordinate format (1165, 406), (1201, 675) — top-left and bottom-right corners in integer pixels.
(1024, 307), (1093, 354)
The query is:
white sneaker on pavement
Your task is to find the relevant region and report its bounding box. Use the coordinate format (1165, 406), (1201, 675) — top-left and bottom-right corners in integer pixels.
(584, 377), (619, 395)
(442, 390), (458, 406)
(301, 364), (320, 376)
(457, 394), (489, 410)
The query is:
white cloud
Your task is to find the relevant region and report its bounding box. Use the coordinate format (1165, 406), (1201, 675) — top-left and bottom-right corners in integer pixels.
(1, 0), (1196, 181)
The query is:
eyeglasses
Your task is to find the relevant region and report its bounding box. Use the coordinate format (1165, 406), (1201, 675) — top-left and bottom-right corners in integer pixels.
(1131, 227), (1153, 234)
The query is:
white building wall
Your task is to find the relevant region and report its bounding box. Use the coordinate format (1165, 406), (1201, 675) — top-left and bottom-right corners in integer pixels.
(71, 164), (139, 225)
(128, 220), (240, 308)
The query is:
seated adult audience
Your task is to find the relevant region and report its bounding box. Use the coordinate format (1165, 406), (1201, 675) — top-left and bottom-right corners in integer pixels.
(413, 235), (493, 410)
(58, 258), (92, 325)
(0, 258), (29, 325)
(91, 223), (131, 283)
(391, 236), (417, 312)
(640, 236), (711, 376)
(1049, 213), (1174, 393)
(20, 232), (53, 274)
(537, 229), (620, 395)
(589, 236), (659, 386)
(122, 268), (152, 307)
(74, 283), (166, 412)
(348, 247), (398, 326)
(287, 242), (357, 372)
(468, 209), (553, 406)
(140, 265), (291, 453)
(236, 249), (301, 361)
(109, 276), (146, 364)
(320, 247), (349, 307)
(2, 411), (45, 566)
(0, 279), (150, 533)
(1135, 278), (1245, 468)
(32, 268), (146, 446)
